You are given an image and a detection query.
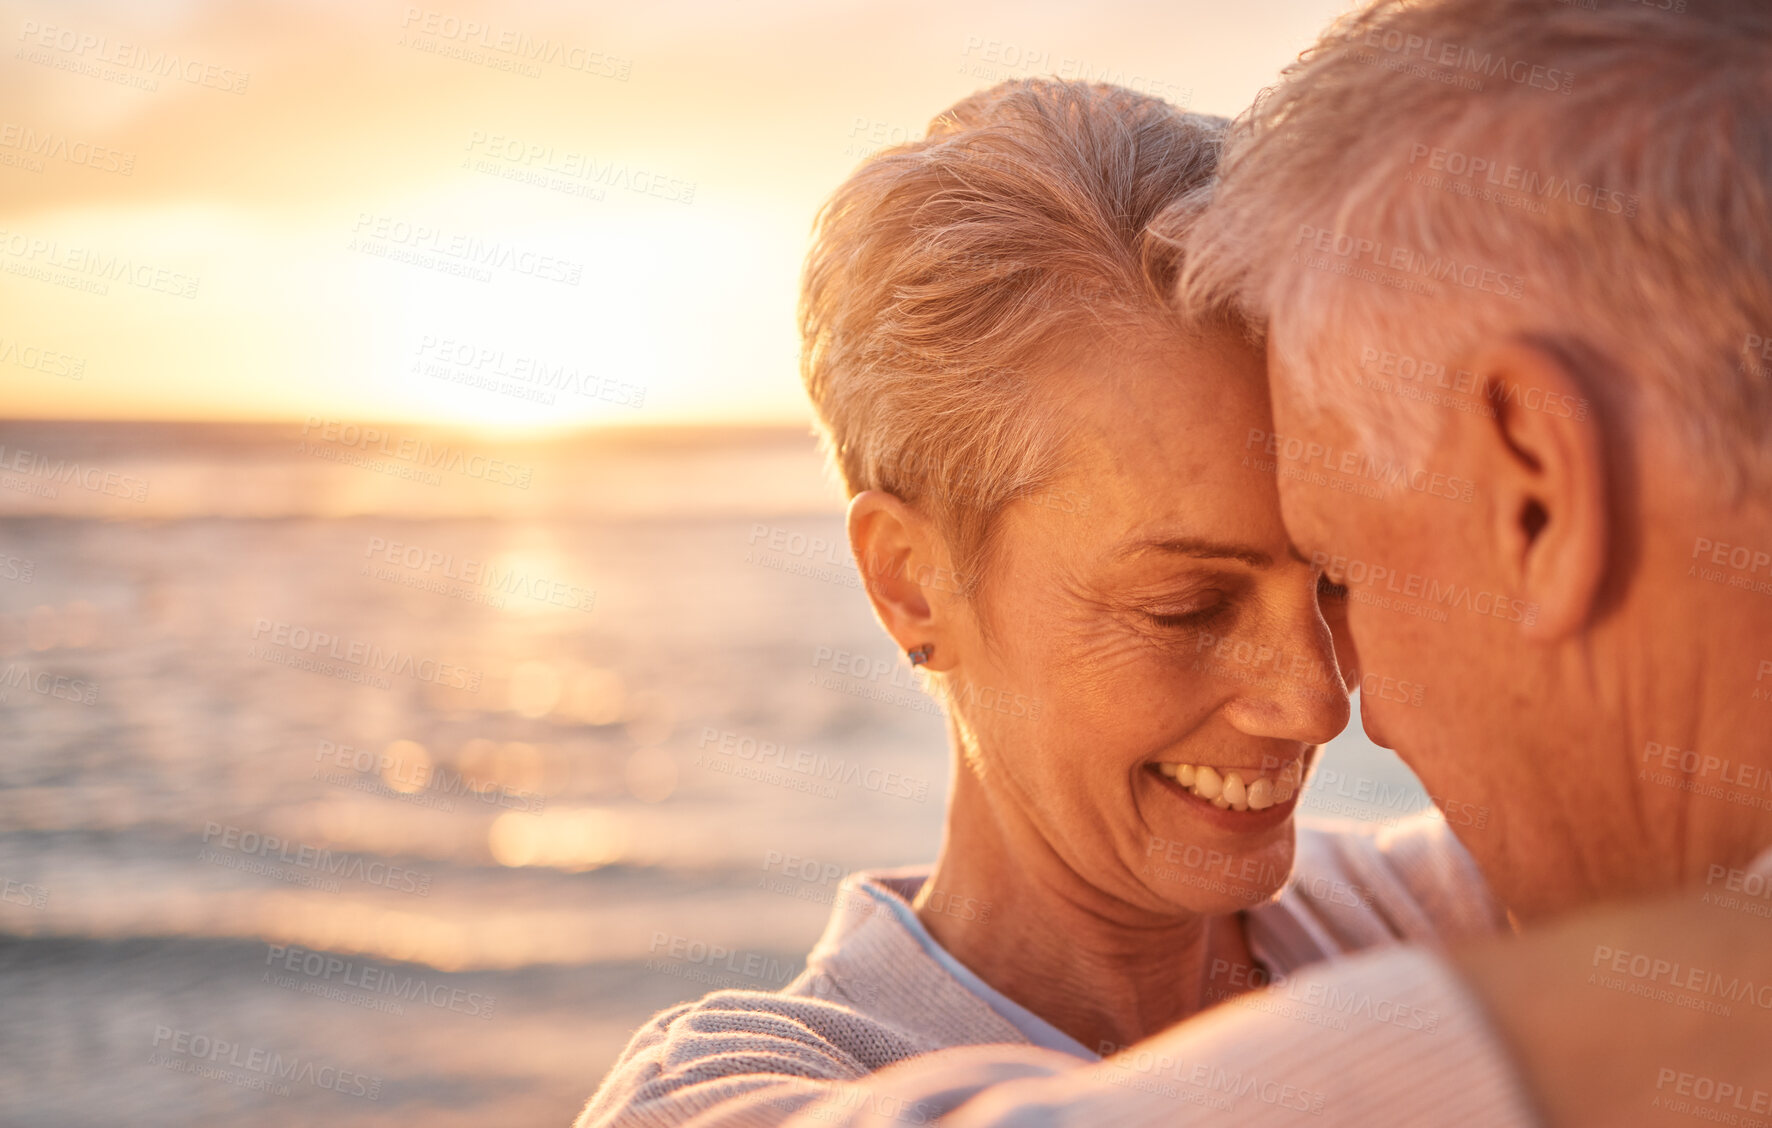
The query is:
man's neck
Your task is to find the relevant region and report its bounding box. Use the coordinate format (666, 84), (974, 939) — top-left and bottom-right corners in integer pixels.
(1636, 510), (1772, 885)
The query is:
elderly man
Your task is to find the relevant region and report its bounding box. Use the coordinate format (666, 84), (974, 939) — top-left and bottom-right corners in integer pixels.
(1181, 0), (1772, 923)
(746, 1), (1772, 1124)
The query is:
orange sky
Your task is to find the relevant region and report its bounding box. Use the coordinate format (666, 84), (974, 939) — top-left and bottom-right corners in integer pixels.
(0, 0), (1347, 431)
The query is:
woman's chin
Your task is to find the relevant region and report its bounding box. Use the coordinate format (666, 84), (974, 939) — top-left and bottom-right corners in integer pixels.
(1136, 795), (1299, 913)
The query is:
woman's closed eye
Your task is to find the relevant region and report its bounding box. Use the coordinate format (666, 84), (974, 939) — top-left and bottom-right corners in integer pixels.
(1142, 599), (1229, 630)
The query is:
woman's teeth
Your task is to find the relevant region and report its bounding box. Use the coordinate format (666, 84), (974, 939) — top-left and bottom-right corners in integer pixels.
(1153, 760), (1301, 812)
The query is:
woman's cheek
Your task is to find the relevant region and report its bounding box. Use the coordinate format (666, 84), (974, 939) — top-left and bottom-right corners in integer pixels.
(1108, 643), (1221, 741)
(1047, 626), (1163, 707)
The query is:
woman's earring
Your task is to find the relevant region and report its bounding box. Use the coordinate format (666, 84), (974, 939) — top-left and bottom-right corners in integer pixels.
(908, 644), (934, 667)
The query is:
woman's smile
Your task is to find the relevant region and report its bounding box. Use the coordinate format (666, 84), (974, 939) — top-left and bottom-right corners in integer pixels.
(1145, 758), (1305, 834)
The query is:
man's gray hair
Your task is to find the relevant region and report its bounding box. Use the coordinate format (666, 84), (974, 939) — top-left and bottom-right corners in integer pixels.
(1179, 0), (1772, 494)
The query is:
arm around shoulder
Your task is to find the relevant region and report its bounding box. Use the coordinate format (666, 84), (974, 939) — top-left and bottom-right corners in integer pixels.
(780, 945), (1539, 1128)
(576, 990), (904, 1128)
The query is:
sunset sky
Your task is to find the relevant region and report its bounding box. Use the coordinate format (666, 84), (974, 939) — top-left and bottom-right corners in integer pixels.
(1, 0), (1348, 431)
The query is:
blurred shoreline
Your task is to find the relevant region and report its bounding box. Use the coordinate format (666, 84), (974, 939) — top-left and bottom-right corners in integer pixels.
(0, 419), (844, 520)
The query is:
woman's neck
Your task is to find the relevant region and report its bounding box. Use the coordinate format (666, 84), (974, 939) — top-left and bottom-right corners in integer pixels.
(913, 755), (1258, 1053)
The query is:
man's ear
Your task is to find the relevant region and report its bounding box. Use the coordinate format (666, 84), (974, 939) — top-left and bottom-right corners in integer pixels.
(847, 490), (956, 670)
(1463, 340), (1610, 641)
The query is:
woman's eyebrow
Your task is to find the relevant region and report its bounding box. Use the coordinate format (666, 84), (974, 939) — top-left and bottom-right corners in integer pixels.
(1120, 536), (1273, 568)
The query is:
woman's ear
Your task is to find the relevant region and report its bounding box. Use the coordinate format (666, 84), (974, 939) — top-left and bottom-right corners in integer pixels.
(846, 491), (957, 671)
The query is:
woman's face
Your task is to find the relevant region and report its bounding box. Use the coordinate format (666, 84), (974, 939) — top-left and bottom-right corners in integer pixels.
(943, 328), (1354, 916)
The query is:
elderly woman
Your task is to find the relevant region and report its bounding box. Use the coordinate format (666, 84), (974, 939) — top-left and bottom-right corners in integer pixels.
(579, 79), (1499, 1128)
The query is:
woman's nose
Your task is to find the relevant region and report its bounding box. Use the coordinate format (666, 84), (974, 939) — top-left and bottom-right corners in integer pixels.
(1213, 606), (1351, 746)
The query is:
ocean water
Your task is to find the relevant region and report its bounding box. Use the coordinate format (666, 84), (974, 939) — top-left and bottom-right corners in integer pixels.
(0, 421), (1429, 1127)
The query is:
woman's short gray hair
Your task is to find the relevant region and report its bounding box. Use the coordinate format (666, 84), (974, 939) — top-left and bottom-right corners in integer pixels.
(800, 79), (1226, 591)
